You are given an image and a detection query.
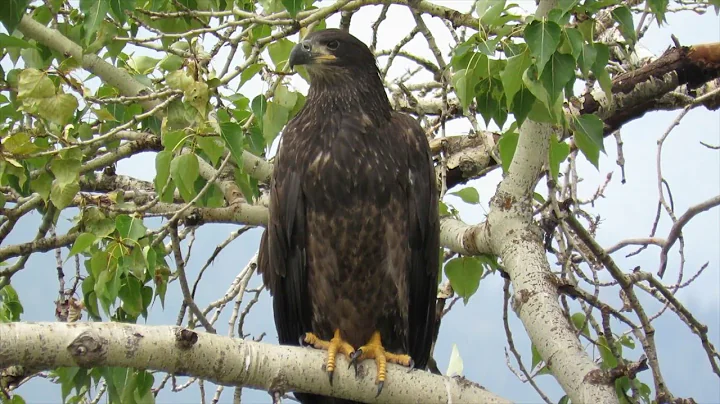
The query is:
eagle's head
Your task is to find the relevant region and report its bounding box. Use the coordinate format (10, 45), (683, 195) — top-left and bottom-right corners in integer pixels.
(288, 29), (378, 79)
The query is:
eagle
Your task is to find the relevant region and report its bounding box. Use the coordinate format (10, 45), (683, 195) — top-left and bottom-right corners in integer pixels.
(257, 28), (440, 403)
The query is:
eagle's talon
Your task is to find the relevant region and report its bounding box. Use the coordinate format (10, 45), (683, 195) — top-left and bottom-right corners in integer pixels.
(349, 348), (363, 366)
(348, 350), (361, 377)
(301, 329), (355, 385)
(407, 358), (415, 373)
(376, 381), (384, 397)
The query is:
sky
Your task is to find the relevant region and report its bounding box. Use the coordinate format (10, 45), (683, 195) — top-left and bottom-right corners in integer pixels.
(2, 1), (719, 403)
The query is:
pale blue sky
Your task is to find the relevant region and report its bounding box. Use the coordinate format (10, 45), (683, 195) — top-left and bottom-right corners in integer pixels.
(2, 2), (719, 403)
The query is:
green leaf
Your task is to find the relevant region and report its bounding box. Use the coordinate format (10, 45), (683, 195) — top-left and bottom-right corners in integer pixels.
(572, 114), (605, 168)
(444, 256), (483, 304)
(20, 47), (48, 70)
(711, 0), (720, 14)
(170, 153), (199, 202)
(196, 136), (224, 166)
(524, 20), (561, 75)
(166, 70), (194, 91)
(50, 181), (80, 210)
(17, 68), (55, 100)
(511, 87), (535, 127)
(80, 0), (110, 45)
(274, 85), (298, 109)
(30, 171), (53, 200)
(50, 158), (81, 185)
(612, 6), (637, 44)
(531, 344), (543, 369)
(267, 38), (295, 70)
(2, 132), (40, 154)
(578, 43), (597, 77)
(597, 335), (617, 369)
(558, 395), (570, 404)
(116, 215), (147, 242)
(118, 276), (143, 317)
(648, 0), (669, 24)
(0, 284), (24, 321)
(522, 63), (550, 107)
(452, 69), (479, 112)
(90, 251), (110, 280)
(540, 52), (575, 104)
(234, 169), (260, 204)
(186, 81), (209, 116)
(281, 0), (304, 17)
(159, 54), (184, 71)
(563, 28), (584, 60)
(450, 187), (480, 204)
(0, 33), (33, 49)
(128, 55), (160, 75)
(570, 312), (589, 337)
(109, 0), (135, 24)
(251, 94), (267, 120)
(68, 233), (97, 258)
(619, 334), (635, 349)
(445, 343), (464, 376)
(498, 130), (519, 173)
(557, 0), (578, 14)
(476, 0), (506, 26)
(161, 130), (186, 152)
(591, 43), (612, 100)
(219, 122), (245, 168)
(262, 101), (289, 144)
(549, 133), (569, 181)
(135, 370), (154, 398)
(239, 63), (264, 88)
(500, 50), (531, 108)
(83, 207), (115, 238)
(475, 78), (507, 128)
(0, 0), (30, 34)
(37, 93), (79, 126)
(154, 150), (174, 202)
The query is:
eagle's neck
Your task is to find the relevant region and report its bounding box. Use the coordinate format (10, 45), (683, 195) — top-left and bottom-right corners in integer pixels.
(306, 67), (392, 122)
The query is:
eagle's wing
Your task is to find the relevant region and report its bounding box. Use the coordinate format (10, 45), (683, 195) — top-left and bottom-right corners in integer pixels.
(257, 147), (311, 346)
(392, 113), (440, 370)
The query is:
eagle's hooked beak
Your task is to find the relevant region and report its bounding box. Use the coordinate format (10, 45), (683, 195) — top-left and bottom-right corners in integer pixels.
(288, 40), (336, 70)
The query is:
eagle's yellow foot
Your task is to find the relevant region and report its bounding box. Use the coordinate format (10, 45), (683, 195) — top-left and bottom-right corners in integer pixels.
(348, 331), (414, 397)
(302, 329), (355, 385)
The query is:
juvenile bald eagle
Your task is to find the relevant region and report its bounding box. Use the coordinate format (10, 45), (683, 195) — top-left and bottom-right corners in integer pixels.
(257, 28), (439, 403)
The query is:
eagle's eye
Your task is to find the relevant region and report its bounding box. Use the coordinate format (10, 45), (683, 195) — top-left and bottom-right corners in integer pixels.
(326, 40), (339, 50)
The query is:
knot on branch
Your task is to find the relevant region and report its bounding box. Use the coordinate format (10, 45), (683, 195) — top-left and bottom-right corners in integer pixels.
(461, 225), (484, 255)
(511, 289), (534, 314)
(175, 328), (198, 349)
(583, 356), (649, 386)
(268, 371), (290, 403)
(67, 331), (108, 367)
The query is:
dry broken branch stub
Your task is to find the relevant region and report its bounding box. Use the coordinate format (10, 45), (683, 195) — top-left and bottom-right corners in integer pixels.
(583, 42), (720, 135)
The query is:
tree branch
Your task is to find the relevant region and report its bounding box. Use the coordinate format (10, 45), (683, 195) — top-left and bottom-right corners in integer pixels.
(0, 322), (511, 404)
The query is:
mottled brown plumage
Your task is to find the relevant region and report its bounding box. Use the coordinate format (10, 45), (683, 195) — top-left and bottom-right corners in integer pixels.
(257, 29), (439, 404)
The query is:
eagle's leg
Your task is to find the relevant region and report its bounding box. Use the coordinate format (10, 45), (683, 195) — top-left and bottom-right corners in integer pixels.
(303, 329), (355, 385)
(348, 331), (414, 397)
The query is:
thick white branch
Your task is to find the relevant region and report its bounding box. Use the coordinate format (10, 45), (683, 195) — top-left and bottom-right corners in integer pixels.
(440, 218), (492, 255)
(0, 322), (511, 404)
(487, 120), (618, 402)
